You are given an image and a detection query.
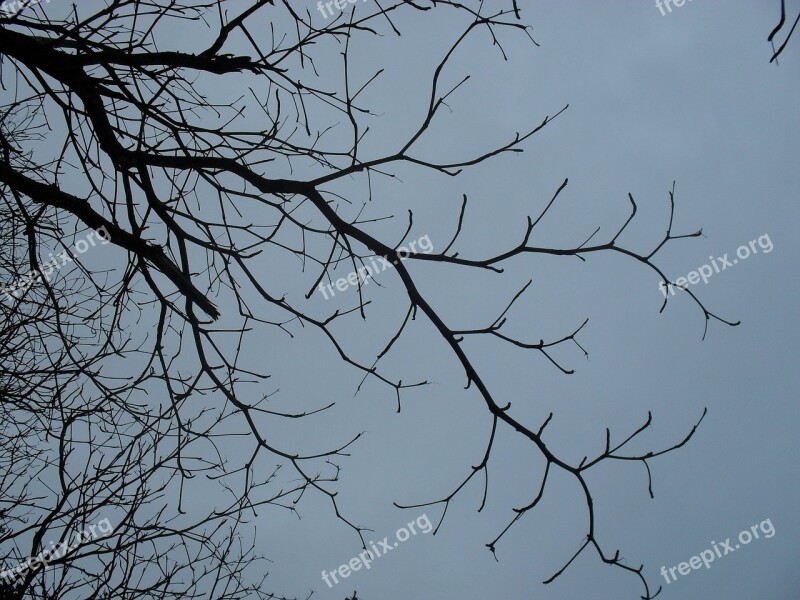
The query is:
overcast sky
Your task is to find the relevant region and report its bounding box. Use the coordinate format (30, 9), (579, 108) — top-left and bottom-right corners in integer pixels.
(19, 1), (798, 599)
(237, 2), (800, 599)
(234, 2), (800, 599)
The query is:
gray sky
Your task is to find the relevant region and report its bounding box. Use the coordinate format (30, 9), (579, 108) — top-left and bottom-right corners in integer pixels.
(248, 2), (800, 599)
(11, 1), (797, 599)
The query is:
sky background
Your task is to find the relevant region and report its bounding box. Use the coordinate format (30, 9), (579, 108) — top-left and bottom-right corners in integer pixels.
(8, 1), (798, 599)
(240, 2), (800, 599)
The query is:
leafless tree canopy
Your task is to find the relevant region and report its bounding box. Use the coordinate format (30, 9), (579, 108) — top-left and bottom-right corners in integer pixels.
(0, 2), (740, 599)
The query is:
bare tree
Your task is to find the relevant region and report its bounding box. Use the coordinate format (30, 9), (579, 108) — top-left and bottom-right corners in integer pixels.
(769, 0), (799, 62)
(0, 2), (739, 599)
(0, 159), (306, 600)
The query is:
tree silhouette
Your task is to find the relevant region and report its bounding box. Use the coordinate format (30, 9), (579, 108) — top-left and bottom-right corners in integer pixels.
(0, 2), (738, 599)
(769, 0), (799, 62)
